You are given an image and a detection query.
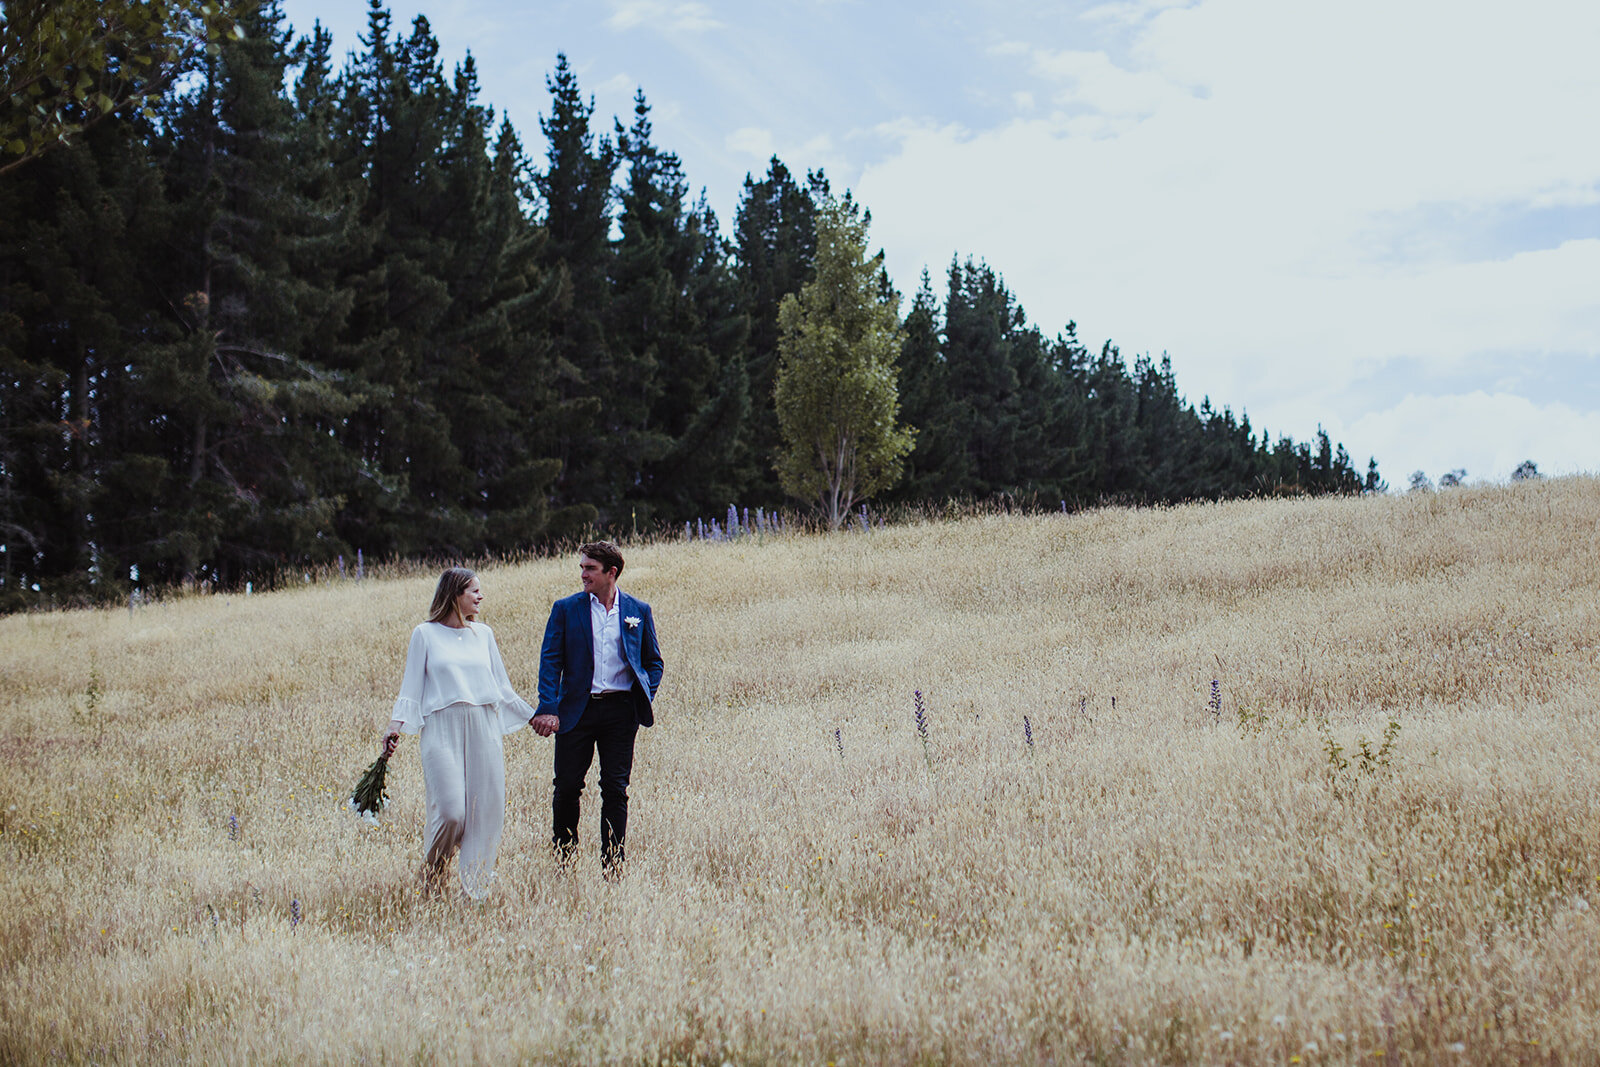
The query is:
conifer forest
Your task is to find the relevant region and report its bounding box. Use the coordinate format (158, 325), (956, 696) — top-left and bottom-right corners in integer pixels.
(0, 1), (1380, 610)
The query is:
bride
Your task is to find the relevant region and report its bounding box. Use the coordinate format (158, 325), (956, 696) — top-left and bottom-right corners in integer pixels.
(381, 567), (537, 898)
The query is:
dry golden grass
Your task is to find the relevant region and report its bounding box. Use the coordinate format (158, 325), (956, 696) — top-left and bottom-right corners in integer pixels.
(2, 478), (1598, 1064)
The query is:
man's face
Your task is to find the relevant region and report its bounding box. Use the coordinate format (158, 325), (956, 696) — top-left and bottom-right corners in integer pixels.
(579, 555), (617, 599)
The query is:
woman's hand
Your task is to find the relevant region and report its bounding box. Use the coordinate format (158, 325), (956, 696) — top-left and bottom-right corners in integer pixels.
(381, 722), (402, 758)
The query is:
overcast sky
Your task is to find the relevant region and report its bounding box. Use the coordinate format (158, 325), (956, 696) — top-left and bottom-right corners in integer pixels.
(277, 0), (1600, 485)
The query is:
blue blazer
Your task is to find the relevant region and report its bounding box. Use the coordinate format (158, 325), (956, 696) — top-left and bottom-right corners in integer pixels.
(536, 590), (663, 734)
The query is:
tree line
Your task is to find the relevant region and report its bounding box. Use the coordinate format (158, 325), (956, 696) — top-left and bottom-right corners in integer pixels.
(0, 0), (1379, 610)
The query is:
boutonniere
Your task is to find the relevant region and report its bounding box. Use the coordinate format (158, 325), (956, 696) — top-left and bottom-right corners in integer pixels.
(624, 615), (641, 629)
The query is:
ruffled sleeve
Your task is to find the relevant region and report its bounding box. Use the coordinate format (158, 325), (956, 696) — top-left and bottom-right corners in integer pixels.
(391, 624), (428, 734)
(486, 625), (535, 734)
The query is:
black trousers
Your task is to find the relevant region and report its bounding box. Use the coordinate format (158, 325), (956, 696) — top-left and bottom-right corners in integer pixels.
(552, 693), (639, 866)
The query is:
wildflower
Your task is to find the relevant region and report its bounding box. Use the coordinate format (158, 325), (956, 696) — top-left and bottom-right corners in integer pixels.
(1023, 715), (1034, 751)
(913, 691), (932, 769)
(290, 898), (301, 929)
(227, 813), (239, 841)
(1209, 679), (1221, 716)
(834, 727), (844, 761)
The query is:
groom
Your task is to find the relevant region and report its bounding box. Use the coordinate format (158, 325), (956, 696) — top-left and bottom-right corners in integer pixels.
(530, 541), (663, 872)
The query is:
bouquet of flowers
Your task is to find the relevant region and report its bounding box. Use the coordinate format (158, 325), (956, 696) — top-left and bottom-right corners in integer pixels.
(349, 736), (397, 825)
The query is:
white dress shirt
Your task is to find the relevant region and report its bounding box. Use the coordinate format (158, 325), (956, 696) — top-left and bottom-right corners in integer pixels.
(589, 593), (633, 694)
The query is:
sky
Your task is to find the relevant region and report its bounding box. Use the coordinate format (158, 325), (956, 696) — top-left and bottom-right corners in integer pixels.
(276, 0), (1600, 485)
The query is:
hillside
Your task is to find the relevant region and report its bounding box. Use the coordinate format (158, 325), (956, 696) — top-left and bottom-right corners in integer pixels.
(2, 478), (1597, 1062)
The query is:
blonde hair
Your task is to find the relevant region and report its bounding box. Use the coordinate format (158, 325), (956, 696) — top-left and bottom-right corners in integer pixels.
(426, 567), (478, 625)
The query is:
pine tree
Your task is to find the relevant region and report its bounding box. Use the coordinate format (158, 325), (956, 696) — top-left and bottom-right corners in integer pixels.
(612, 92), (750, 526)
(887, 270), (960, 502)
(138, 0), (371, 585)
(428, 65), (564, 553)
(940, 258), (1023, 498)
(733, 157), (827, 505)
(327, 4), (482, 555)
(535, 53), (616, 529)
(0, 114), (160, 602)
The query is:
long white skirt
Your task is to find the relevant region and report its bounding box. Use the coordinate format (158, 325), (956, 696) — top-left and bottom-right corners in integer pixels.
(419, 702), (506, 899)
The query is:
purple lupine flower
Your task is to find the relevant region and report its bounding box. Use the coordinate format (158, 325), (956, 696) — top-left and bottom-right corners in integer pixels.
(356, 548), (364, 580)
(834, 727), (844, 760)
(290, 898), (301, 929)
(913, 691), (933, 770)
(1209, 679), (1221, 716)
(228, 813), (239, 841)
(1023, 715), (1034, 750)
(727, 503), (739, 535)
(697, 518), (706, 539)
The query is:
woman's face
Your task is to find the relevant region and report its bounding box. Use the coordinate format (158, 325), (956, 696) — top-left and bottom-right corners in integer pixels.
(455, 577), (483, 621)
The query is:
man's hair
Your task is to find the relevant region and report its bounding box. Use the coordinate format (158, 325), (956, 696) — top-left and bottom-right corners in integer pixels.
(427, 566), (478, 624)
(579, 540), (624, 578)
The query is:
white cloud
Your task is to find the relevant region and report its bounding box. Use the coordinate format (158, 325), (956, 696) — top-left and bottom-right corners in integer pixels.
(725, 126), (775, 160)
(594, 72), (636, 98)
(1348, 392), (1600, 484)
(858, 0), (1600, 476)
(607, 1), (722, 33)
(1082, 0), (1193, 27)
(1026, 47), (1193, 116)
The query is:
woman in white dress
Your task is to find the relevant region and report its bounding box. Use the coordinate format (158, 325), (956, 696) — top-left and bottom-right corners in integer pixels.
(381, 567), (535, 898)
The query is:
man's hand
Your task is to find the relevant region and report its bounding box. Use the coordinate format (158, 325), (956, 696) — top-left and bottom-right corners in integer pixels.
(530, 714), (559, 738)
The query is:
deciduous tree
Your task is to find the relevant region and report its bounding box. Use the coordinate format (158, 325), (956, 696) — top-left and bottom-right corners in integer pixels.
(773, 197), (913, 528)
(0, 0), (242, 175)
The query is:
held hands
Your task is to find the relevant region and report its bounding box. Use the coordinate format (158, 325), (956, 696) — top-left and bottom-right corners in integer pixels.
(530, 714), (559, 738)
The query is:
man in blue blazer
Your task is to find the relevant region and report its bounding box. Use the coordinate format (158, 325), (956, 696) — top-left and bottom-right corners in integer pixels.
(530, 540), (663, 872)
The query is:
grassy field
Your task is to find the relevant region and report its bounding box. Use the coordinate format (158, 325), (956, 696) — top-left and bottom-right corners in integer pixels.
(2, 478), (1598, 1064)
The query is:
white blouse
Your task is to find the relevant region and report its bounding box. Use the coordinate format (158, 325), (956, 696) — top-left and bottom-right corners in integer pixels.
(390, 621), (534, 735)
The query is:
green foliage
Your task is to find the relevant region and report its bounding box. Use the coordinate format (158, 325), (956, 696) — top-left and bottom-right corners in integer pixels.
(773, 197), (915, 528)
(0, 3), (1382, 609)
(1236, 703), (1272, 735)
(0, 0), (242, 175)
(1321, 717), (1402, 795)
(349, 753), (390, 819)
